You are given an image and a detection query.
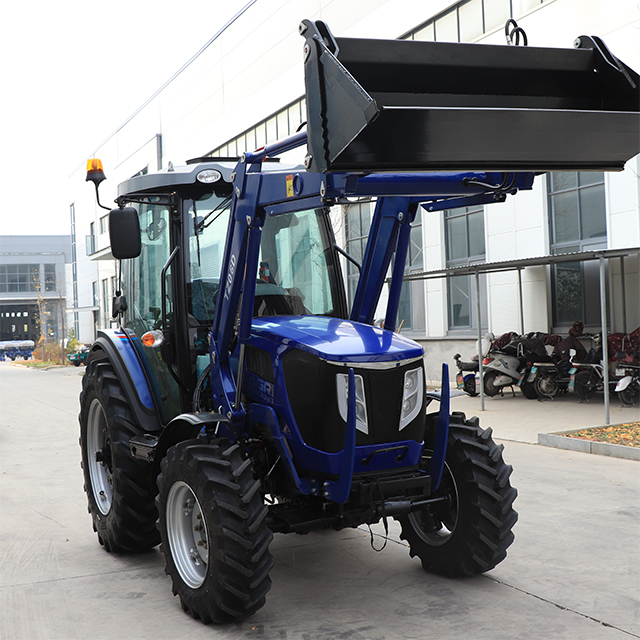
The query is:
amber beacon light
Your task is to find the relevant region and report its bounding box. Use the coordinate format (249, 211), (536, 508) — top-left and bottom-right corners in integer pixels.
(86, 158), (106, 186)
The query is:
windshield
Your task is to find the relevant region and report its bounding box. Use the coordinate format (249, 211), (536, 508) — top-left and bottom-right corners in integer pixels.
(188, 201), (342, 324)
(256, 209), (338, 317)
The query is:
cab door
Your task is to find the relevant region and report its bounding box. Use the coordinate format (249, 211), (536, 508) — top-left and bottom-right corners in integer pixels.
(121, 201), (182, 424)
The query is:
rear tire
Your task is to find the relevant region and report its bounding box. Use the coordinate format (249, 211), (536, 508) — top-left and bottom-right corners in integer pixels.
(397, 413), (517, 576)
(79, 355), (160, 552)
(574, 370), (598, 400)
(156, 438), (274, 624)
(534, 372), (558, 398)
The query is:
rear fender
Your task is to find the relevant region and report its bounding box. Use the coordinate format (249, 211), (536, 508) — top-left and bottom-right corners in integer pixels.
(91, 330), (161, 434)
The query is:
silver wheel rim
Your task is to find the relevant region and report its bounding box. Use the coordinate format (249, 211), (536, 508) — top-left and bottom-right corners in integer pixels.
(408, 461), (459, 546)
(166, 481), (209, 589)
(87, 398), (113, 515)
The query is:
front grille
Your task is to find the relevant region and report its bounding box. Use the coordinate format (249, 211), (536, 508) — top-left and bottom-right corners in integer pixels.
(282, 348), (425, 453)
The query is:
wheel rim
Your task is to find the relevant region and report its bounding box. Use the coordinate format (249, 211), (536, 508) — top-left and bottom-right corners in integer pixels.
(536, 375), (557, 397)
(87, 398), (113, 515)
(166, 481), (209, 589)
(408, 461), (459, 546)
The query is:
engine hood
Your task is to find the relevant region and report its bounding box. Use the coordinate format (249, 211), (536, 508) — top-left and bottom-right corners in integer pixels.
(251, 316), (423, 365)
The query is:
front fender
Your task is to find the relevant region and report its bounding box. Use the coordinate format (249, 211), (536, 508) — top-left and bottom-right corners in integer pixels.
(615, 375), (632, 392)
(91, 330), (161, 434)
(152, 412), (221, 475)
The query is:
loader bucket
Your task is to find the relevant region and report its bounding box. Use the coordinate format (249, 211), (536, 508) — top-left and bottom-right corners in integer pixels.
(301, 20), (640, 173)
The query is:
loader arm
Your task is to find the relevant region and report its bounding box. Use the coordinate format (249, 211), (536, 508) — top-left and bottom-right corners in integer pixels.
(207, 132), (537, 423)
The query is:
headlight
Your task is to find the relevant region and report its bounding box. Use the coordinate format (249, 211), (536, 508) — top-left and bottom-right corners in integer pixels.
(336, 373), (368, 434)
(399, 367), (423, 431)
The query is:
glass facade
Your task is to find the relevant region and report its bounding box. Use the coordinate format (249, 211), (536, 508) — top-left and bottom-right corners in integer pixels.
(0, 264), (40, 293)
(404, 0), (546, 43)
(548, 172), (607, 327)
(444, 206), (486, 330)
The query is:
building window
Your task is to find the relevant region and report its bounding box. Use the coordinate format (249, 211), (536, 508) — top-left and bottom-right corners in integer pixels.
(444, 206), (486, 330)
(0, 265), (40, 293)
(209, 98), (305, 158)
(92, 281), (98, 307)
(99, 215), (108, 235)
(397, 209), (425, 332)
(86, 222), (96, 256)
(548, 172), (606, 327)
(101, 278), (110, 326)
(44, 264), (56, 292)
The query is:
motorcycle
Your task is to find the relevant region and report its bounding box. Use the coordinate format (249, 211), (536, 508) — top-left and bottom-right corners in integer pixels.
(569, 336), (639, 402)
(527, 357), (574, 400)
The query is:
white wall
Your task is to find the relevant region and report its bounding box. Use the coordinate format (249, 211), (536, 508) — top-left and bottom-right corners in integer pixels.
(69, 0), (640, 342)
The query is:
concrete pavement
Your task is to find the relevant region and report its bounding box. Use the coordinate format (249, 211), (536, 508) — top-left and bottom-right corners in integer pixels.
(0, 361), (638, 639)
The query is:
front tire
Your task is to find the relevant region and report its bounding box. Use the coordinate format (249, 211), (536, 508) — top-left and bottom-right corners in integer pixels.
(397, 413), (517, 576)
(463, 376), (478, 397)
(79, 355), (160, 552)
(156, 439), (274, 624)
(619, 379), (640, 406)
(520, 380), (538, 399)
(483, 370), (501, 397)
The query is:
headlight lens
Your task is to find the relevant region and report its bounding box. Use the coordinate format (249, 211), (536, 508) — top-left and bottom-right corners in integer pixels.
(399, 367), (423, 431)
(336, 373), (368, 434)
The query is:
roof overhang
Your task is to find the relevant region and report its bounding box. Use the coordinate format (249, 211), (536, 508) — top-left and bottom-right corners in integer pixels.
(403, 247), (640, 281)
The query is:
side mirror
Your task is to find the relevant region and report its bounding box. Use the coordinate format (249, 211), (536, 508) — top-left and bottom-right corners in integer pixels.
(109, 207), (141, 259)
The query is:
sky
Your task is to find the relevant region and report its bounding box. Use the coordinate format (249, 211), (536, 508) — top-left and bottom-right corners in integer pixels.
(0, 0), (249, 237)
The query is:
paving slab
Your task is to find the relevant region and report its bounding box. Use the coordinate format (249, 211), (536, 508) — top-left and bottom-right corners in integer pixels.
(449, 386), (640, 444)
(1, 362), (638, 639)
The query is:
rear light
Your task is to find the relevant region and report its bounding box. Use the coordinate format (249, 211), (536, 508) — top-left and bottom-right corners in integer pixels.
(483, 357), (494, 365)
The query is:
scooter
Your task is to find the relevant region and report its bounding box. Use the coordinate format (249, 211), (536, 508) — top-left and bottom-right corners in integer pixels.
(482, 334), (544, 399)
(453, 333), (496, 396)
(453, 353), (479, 396)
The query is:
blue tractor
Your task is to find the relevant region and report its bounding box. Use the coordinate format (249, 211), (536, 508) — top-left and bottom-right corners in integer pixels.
(79, 21), (639, 623)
